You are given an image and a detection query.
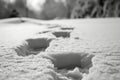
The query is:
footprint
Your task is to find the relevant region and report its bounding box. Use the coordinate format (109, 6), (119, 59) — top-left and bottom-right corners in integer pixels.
(60, 27), (74, 30)
(52, 31), (71, 38)
(14, 38), (53, 56)
(42, 52), (94, 70)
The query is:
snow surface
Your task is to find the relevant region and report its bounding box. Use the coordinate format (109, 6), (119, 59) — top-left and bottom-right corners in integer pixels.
(0, 18), (120, 80)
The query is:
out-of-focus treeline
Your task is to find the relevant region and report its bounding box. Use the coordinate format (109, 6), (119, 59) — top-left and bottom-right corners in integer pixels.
(0, 0), (120, 20)
(71, 0), (120, 18)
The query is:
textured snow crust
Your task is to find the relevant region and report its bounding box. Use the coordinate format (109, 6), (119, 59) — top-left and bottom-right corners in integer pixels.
(0, 18), (120, 80)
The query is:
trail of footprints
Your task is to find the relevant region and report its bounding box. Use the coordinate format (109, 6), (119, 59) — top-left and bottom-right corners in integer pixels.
(14, 24), (95, 80)
(15, 24), (74, 56)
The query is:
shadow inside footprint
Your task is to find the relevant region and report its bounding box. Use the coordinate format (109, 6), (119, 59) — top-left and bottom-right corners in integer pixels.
(26, 38), (53, 51)
(43, 52), (94, 71)
(15, 38), (53, 56)
(52, 31), (71, 38)
(60, 27), (74, 30)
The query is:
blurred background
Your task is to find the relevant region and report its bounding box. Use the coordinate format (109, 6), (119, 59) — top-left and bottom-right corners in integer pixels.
(0, 0), (120, 20)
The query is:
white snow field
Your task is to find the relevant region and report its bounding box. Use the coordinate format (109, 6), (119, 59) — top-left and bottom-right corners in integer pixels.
(0, 18), (120, 80)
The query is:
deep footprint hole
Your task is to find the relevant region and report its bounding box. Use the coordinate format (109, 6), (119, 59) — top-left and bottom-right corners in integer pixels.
(15, 38), (53, 56)
(60, 27), (74, 30)
(52, 31), (71, 38)
(48, 52), (94, 70)
(43, 52), (94, 79)
(26, 38), (53, 50)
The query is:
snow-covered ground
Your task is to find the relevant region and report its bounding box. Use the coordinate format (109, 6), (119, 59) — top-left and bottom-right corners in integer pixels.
(0, 18), (120, 80)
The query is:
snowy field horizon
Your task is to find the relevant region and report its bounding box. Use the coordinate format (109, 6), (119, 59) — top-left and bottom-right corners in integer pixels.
(0, 18), (120, 80)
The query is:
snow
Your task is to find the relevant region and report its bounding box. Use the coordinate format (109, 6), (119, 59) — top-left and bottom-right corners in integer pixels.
(0, 18), (120, 80)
